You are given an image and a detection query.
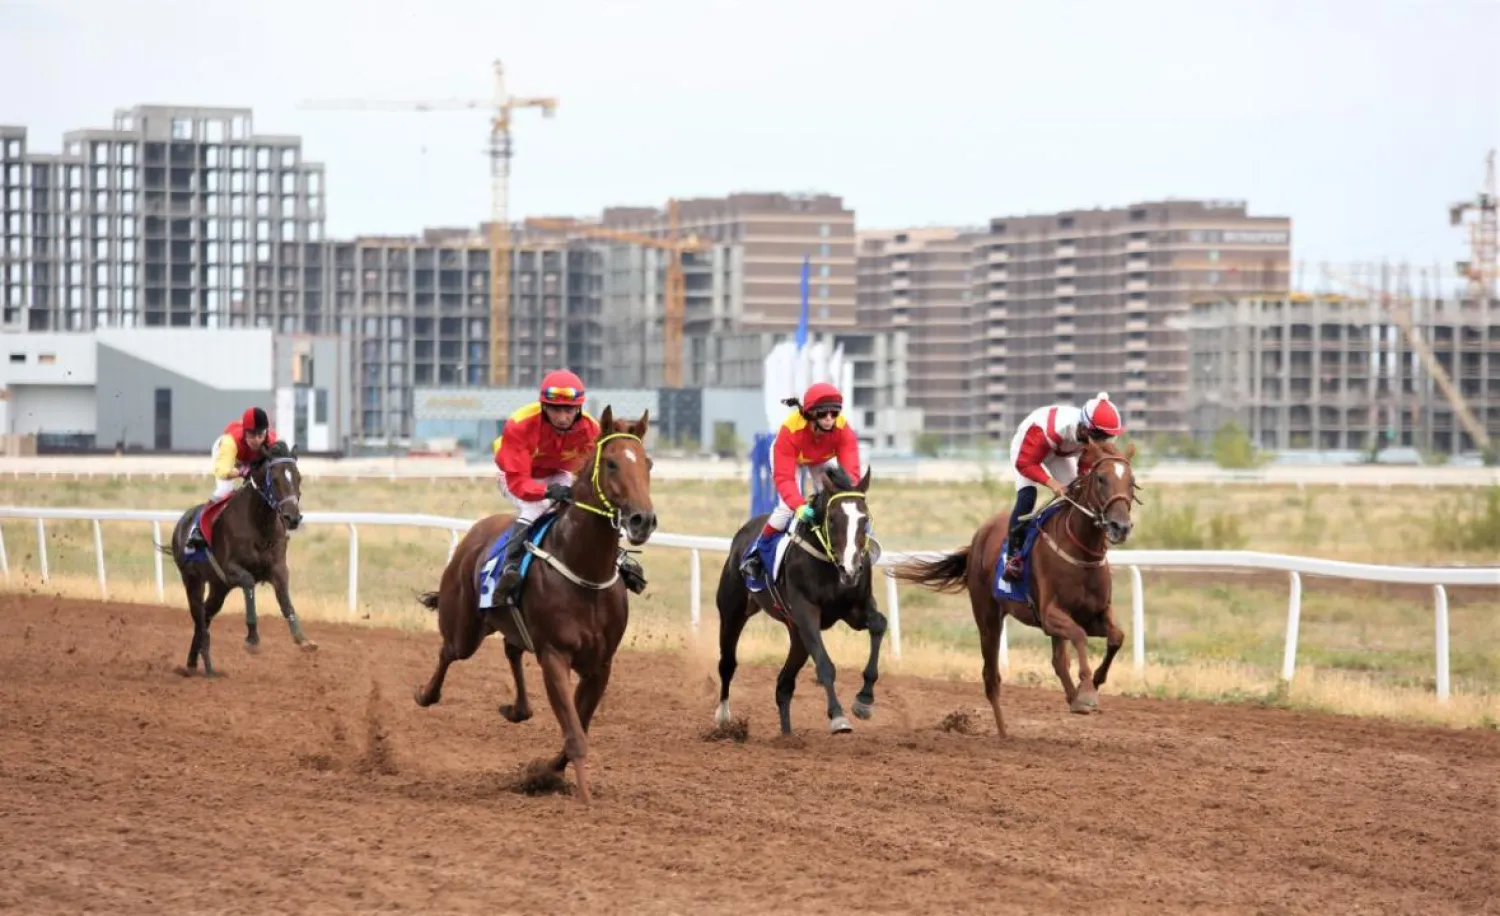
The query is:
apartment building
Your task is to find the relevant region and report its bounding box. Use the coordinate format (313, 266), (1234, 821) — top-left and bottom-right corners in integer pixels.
(1189, 292), (1500, 455)
(332, 228), (604, 442)
(975, 199), (1291, 438)
(858, 227), (985, 446)
(0, 106), (326, 334)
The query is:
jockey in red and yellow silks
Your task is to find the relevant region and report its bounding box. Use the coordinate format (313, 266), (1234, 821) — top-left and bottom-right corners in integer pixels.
(740, 382), (862, 581)
(185, 406), (277, 552)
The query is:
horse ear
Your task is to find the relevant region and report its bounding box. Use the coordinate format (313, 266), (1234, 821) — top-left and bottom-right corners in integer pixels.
(814, 468), (835, 496)
(632, 409), (650, 440)
(1125, 441), (1138, 462)
(857, 466), (872, 493)
(598, 404), (614, 431)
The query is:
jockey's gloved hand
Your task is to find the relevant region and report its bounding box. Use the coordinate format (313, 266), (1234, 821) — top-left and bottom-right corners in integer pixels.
(544, 482), (574, 503)
(794, 504), (816, 524)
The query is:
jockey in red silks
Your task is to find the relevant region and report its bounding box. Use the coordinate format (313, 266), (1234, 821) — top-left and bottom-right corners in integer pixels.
(490, 369), (645, 603)
(185, 406), (278, 552)
(1001, 391), (1124, 582)
(740, 382), (863, 581)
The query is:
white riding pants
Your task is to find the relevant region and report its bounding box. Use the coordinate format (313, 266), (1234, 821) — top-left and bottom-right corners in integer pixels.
(766, 454), (842, 532)
(1007, 429), (1079, 494)
(499, 470), (576, 524)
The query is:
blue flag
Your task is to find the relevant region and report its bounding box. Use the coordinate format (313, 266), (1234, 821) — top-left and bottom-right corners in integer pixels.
(796, 254), (810, 349)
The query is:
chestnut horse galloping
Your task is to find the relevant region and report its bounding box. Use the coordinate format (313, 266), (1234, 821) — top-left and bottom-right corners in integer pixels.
(893, 439), (1139, 737)
(414, 407), (657, 804)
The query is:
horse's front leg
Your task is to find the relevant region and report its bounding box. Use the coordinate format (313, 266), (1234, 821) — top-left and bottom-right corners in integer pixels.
(536, 648), (592, 805)
(850, 597), (887, 721)
(1091, 604), (1125, 691)
(1043, 603), (1096, 714)
(789, 598), (850, 734)
(498, 638), (533, 723)
(549, 656), (613, 773)
(268, 560), (315, 651)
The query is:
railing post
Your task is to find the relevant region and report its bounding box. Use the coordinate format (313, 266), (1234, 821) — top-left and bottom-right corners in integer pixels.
(999, 615), (1009, 672)
(1130, 564), (1145, 674)
(152, 520), (165, 601)
(1434, 585), (1450, 703)
(883, 569), (902, 660)
(35, 518), (48, 584)
(1281, 571), (1302, 685)
(0, 522), (9, 581)
(92, 519), (107, 600)
(447, 529), (459, 563)
(347, 523), (359, 614)
(689, 548), (701, 634)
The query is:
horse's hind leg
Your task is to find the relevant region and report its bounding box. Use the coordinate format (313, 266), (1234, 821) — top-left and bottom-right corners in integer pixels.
(715, 598), (750, 727)
(774, 635), (811, 735)
(537, 648), (592, 805)
(977, 598), (1008, 739)
(180, 578), (209, 676)
(851, 598), (887, 721)
(498, 639), (533, 723)
(414, 644), (455, 708)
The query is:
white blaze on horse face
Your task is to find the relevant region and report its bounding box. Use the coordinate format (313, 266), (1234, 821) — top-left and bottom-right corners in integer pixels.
(839, 501), (865, 577)
(1113, 462), (1125, 480)
(284, 468), (294, 485)
(622, 449), (637, 464)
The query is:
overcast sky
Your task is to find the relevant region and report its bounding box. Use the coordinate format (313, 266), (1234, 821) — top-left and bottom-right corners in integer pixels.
(3, 0), (1497, 275)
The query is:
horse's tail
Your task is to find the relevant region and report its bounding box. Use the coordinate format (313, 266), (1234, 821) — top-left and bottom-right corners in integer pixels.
(892, 547), (972, 594)
(416, 591), (441, 611)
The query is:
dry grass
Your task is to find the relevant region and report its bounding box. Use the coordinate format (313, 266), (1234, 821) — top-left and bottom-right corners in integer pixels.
(1, 475), (1497, 730)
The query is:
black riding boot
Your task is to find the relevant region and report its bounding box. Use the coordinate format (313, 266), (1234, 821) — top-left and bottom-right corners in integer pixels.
(1001, 524), (1028, 581)
(618, 551), (647, 594)
(494, 520), (533, 605)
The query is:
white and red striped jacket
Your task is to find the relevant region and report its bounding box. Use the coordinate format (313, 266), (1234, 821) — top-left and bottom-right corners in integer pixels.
(1013, 405), (1087, 485)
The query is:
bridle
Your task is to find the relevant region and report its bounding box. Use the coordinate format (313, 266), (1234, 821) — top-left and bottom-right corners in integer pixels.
(570, 432), (645, 535)
(1051, 454), (1138, 562)
(794, 489), (881, 569)
(250, 455), (301, 526)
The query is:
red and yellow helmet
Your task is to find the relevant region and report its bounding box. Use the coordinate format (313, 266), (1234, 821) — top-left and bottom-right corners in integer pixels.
(539, 370), (586, 407)
(242, 407), (269, 434)
(801, 382), (843, 416)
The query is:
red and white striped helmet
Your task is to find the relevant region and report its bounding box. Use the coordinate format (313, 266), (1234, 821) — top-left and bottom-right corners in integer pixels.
(1081, 392), (1123, 437)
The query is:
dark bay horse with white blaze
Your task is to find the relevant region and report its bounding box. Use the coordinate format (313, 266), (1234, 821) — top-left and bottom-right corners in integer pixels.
(414, 407), (656, 805)
(714, 466), (886, 735)
(893, 440), (1139, 737)
(160, 440), (314, 678)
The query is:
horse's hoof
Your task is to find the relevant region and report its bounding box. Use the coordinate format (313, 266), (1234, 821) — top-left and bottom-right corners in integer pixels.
(414, 687), (437, 708)
(498, 704), (532, 724)
(714, 701), (732, 728)
(299, 640), (319, 653)
(243, 640), (259, 654)
(173, 665), (197, 678)
(829, 716), (853, 734)
(852, 700), (873, 720)
(1069, 693), (1099, 715)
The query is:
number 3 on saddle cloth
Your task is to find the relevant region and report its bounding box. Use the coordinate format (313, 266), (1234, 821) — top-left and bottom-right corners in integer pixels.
(992, 500), (1067, 604)
(476, 511), (562, 611)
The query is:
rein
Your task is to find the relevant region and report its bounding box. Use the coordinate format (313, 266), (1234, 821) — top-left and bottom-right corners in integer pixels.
(522, 431), (645, 593)
(793, 490), (881, 568)
(1045, 455), (1135, 566)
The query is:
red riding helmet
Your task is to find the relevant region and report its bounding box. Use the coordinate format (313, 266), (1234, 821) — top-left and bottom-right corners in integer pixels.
(539, 369), (586, 407)
(1081, 391), (1123, 437)
(242, 407), (269, 434)
(801, 382), (843, 416)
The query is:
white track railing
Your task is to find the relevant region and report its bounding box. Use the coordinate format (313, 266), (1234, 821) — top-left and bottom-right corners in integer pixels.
(0, 506), (1495, 703)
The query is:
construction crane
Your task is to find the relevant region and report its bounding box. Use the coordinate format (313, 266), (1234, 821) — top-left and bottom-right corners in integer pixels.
(1449, 148), (1498, 301)
(299, 60), (557, 386)
(524, 199), (710, 387)
(1321, 263), (1492, 458)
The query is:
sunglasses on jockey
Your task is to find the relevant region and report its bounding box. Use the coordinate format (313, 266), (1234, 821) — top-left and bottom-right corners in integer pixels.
(811, 405), (841, 419)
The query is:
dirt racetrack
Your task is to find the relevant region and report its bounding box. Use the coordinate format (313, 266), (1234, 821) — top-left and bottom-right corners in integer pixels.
(1, 594), (1497, 915)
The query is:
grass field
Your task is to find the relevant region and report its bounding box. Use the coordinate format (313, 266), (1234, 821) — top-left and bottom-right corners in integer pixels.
(2, 473), (1497, 728)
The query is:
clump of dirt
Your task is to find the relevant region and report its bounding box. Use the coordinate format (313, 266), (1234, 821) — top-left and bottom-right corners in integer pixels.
(508, 759), (572, 796)
(701, 716), (750, 743)
(354, 681), (399, 776)
(938, 708), (982, 735)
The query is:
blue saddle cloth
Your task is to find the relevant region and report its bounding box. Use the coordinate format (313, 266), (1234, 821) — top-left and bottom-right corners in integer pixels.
(477, 512), (560, 610)
(992, 501), (1066, 602)
(740, 529), (790, 593)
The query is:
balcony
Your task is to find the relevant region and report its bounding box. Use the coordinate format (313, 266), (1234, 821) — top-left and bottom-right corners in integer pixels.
(1126, 277), (1149, 292)
(987, 248), (1009, 265)
(988, 267), (1008, 283)
(1126, 237), (1148, 252)
(1055, 263), (1076, 278)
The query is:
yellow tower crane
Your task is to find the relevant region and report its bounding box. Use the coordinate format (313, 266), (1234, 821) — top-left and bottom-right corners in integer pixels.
(524, 200), (709, 387)
(299, 60), (557, 386)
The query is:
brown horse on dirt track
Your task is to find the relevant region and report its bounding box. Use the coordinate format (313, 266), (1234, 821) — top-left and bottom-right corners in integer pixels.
(413, 407), (656, 804)
(893, 439), (1139, 738)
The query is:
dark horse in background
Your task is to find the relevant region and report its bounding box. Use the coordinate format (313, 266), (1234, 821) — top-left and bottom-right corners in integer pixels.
(714, 466), (887, 736)
(158, 440), (314, 678)
(894, 439), (1138, 737)
(414, 407), (657, 805)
